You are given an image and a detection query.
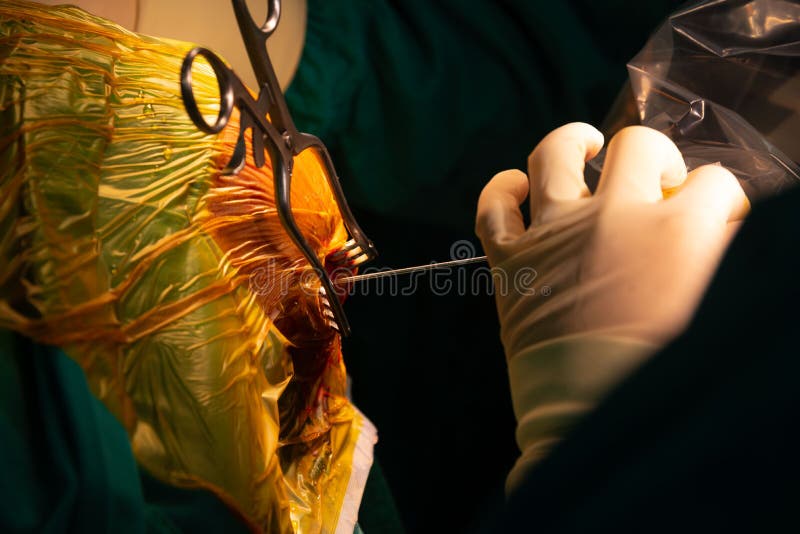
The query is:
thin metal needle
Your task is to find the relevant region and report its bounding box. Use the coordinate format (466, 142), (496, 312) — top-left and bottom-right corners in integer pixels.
(335, 256), (488, 284)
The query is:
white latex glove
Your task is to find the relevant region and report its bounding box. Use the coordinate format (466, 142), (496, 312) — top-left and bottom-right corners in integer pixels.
(475, 123), (749, 491)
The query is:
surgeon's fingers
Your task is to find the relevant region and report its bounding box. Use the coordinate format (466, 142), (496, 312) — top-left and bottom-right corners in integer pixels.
(596, 126), (687, 204)
(476, 170), (529, 251)
(528, 122), (604, 223)
(672, 164), (750, 223)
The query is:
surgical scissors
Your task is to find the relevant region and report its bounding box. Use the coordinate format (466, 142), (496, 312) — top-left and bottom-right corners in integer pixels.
(180, 0), (377, 336)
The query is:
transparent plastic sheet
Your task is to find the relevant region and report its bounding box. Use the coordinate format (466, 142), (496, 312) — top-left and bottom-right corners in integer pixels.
(589, 0), (800, 199)
(0, 2), (370, 532)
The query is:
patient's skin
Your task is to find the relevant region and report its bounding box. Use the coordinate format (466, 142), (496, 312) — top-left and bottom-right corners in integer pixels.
(34, 0), (307, 90)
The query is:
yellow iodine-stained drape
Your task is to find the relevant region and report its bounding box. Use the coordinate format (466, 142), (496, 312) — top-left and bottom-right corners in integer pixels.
(0, 2), (373, 532)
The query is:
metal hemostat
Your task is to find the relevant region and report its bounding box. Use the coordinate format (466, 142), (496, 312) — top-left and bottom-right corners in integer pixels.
(180, 0), (377, 336)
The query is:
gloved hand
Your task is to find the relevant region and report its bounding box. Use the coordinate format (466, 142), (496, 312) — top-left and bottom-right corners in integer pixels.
(475, 123), (749, 490)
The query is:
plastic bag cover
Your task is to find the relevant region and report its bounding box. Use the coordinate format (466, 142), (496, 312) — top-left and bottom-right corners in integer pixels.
(591, 0), (800, 200)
